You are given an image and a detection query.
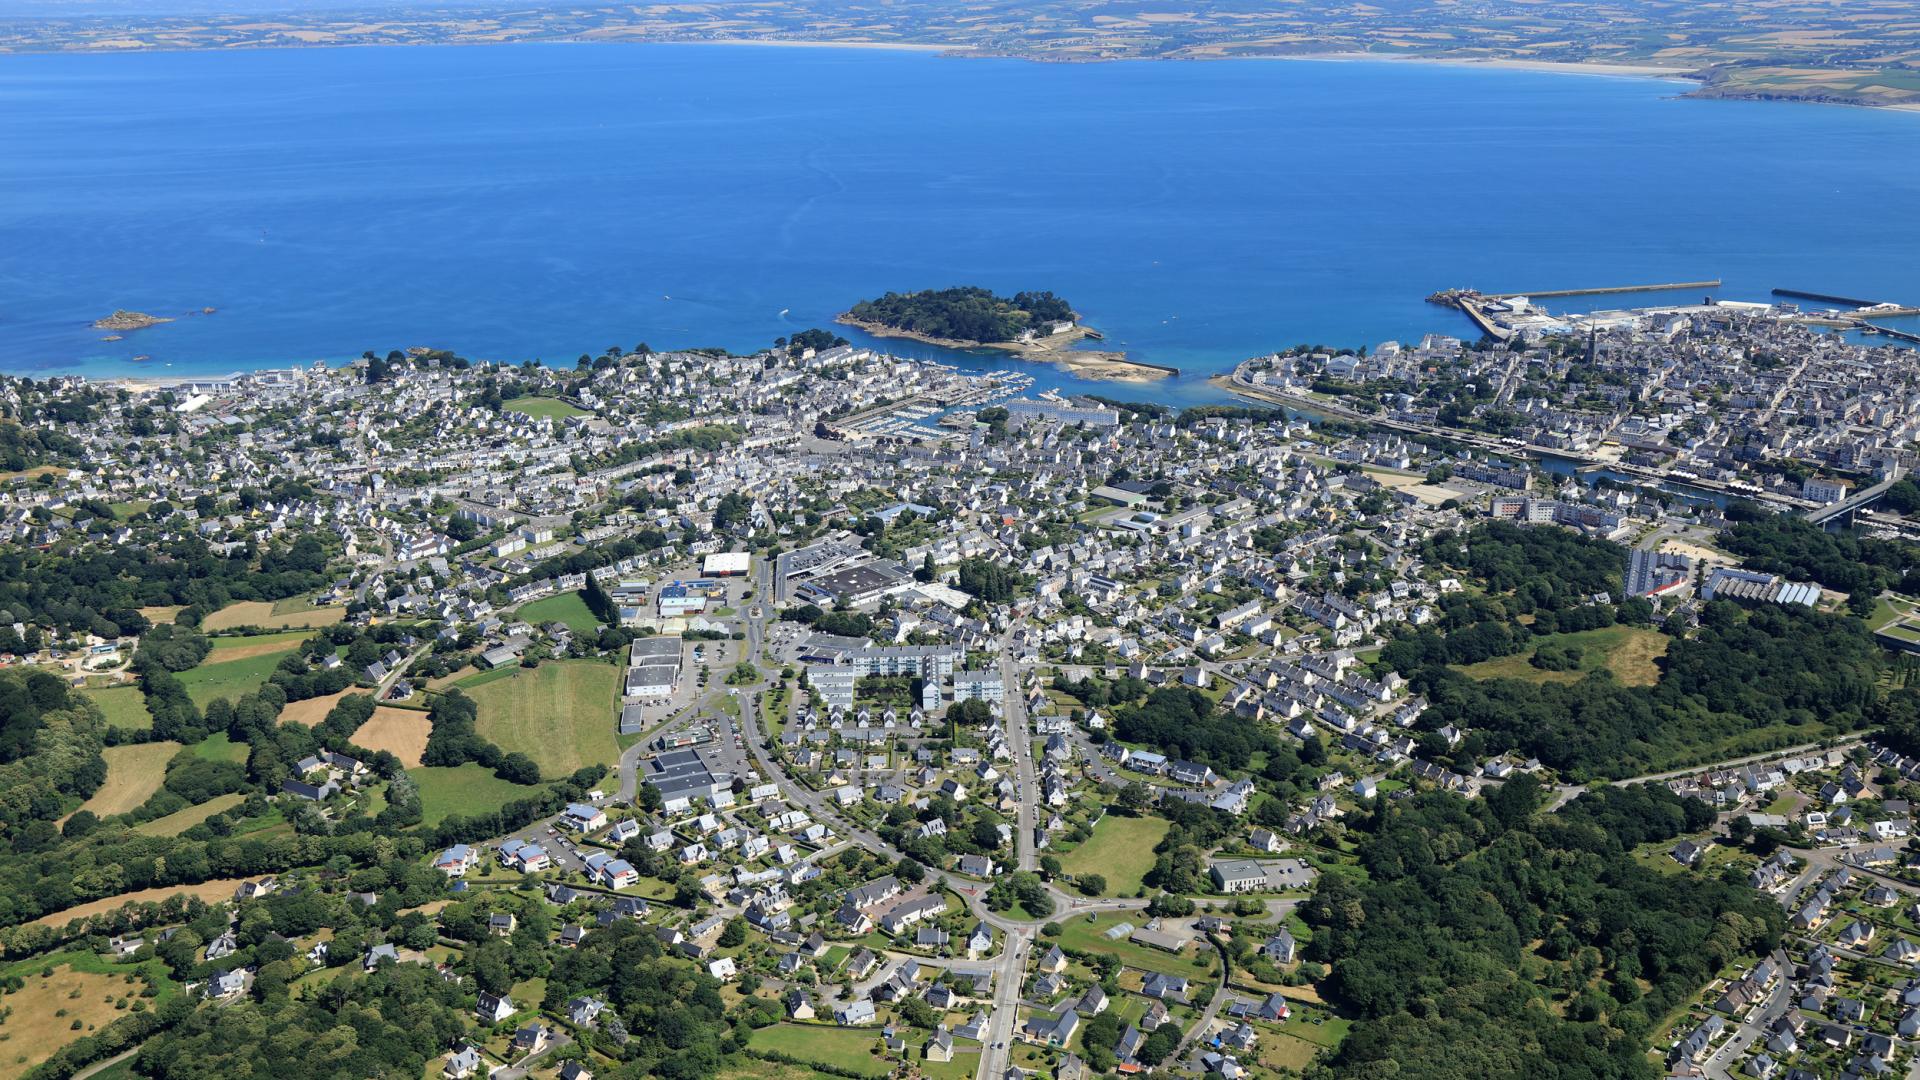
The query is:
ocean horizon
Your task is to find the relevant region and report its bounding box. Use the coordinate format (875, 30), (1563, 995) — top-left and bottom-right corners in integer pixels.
(3, 42), (1919, 402)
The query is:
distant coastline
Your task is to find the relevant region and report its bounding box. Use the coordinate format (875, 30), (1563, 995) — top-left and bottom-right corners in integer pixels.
(1275, 53), (1696, 85)
(671, 39), (968, 54)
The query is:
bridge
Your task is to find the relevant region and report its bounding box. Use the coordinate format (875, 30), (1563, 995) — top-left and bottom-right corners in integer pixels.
(1805, 468), (1907, 530)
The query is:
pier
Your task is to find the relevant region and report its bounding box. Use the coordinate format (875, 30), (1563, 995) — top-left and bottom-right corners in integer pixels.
(1424, 290), (1512, 340)
(1862, 323), (1920, 345)
(1772, 288), (1889, 308)
(1481, 280), (1721, 300)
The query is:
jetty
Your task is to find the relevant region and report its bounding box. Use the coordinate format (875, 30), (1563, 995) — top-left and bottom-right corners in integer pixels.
(1480, 281), (1720, 300)
(1772, 288), (1889, 308)
(1423, 290), (1513, 340)
(1862, 323), (1920, 345)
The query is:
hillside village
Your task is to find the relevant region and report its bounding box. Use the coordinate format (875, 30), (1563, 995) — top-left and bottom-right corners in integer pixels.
(0, 321), (1918, 1080)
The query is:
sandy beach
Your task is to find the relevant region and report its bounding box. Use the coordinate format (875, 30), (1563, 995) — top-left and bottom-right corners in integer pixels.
(838, 316), (1174, 382)
(100, 374), (192, 391)
(1276, 52), (1695, 83)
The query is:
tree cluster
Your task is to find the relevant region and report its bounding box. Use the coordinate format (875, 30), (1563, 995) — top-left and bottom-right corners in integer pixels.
(845, 287), (1074, 344)
(1302, 788), (1783, 1080)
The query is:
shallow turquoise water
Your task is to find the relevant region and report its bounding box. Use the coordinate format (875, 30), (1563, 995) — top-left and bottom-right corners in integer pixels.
(2, 44), (1917, 401)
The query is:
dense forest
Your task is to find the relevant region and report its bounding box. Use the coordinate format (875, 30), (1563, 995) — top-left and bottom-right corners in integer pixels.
(0, 418), (83, 472)
(1718, 511), (1920, 596)
(0, 532), (329, 643)
(1403, 601), (1880, 779)
(843, 287), (1075, 344)
(1112, 686), (1269, 771)
(1386, 523), (1881, 778)
(1416, 521), (1628, 613)
(39, 866), (737, 1079)
(134, 965), (473, 1079)
(0, 670), (106, 853)
(1302, 784), (1783, 1080)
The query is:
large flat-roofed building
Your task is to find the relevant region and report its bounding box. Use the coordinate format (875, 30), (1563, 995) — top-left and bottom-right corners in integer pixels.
(797, 634), (872, 664)
(646, 748), (732, 813)
(629, 636), (683, 665)
(1089, 484), (1150, 508)
(1625, 549), (1693, 598)
(773, 539), (868, 602)
(703, 551), (751, 577)
(1210, 859), (1268, 894)
(627, 664), (679, 699)
(1702, 567), (1819, 607)
(793, 561), (913, 609)
(625, 636), (683, 700)
(658, 585), (709, 617)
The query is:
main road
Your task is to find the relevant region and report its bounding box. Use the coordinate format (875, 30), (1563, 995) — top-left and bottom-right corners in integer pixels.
(1000, 627), (1039, 873)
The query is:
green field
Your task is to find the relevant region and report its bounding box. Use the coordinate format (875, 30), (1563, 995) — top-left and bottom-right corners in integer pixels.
(1454, 625), (1668, 688)
(189, 732), (249, 764)
(1869, 593), (1919, 631)
(73, 742), (182, 818)
(517, 591), (602, 635)
(177, 630), (314, 708)
(455, 665), (522, 690)
(720, 1057), (848, 1080)
(466, 660), (620, 779)
(409, 763), (543, 826)
(270, 594), (325, 617)
(207, 629), (314, 653)
(750, 1024), (890, 1078)
(502, 395), (589, 421)
(1053, 912), (1215, 979)
(81, 685), (152, 731)
(1055, 814), (1168, 897)
(134, 792), (245, 836)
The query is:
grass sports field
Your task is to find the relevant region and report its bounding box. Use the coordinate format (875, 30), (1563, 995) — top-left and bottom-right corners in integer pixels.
(80, 685), (152, 731)
(465, 660), (619, 779)
(502, 395), (589, 420)
(517, 591), (601, 635)
(177, 630), (313, 708)
(1055, 814), (1169, 897)
(750, 1024), (889, 1078)
(71, 742), (181, 819)
(408, 764), (543, 826)
(1454, 625), (1668, 687)
(200, 599), (344, 632)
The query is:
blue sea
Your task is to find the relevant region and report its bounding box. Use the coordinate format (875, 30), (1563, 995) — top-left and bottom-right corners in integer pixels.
(3, 43), (1919, 402)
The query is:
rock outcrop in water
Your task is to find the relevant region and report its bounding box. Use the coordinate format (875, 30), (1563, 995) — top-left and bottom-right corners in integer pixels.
(92, 310), (173, 332)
